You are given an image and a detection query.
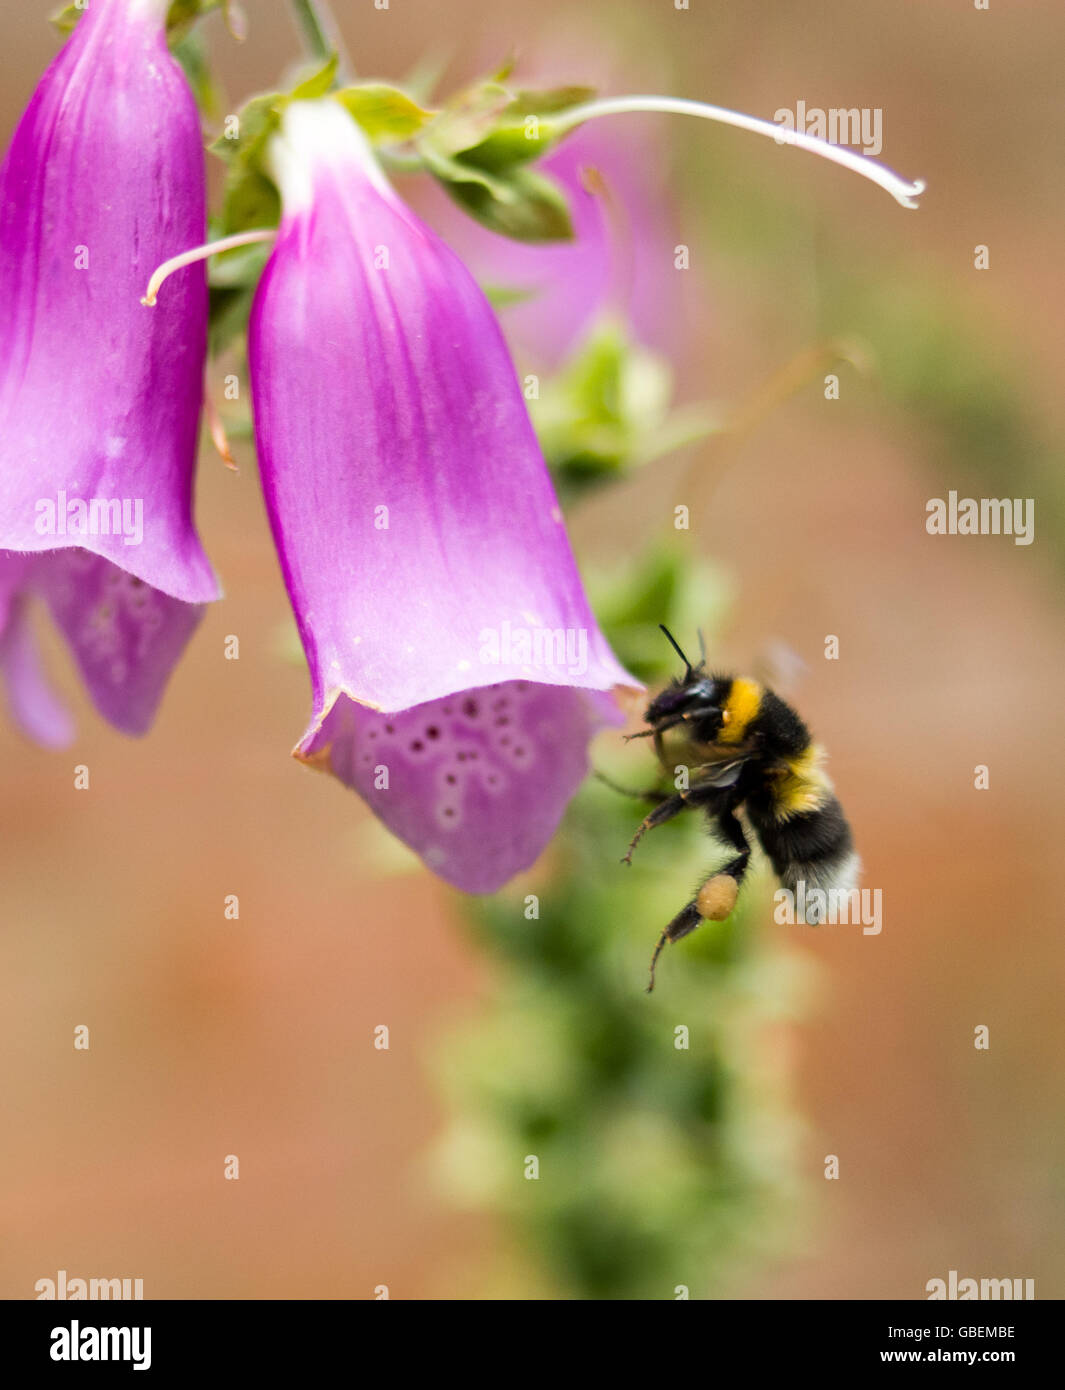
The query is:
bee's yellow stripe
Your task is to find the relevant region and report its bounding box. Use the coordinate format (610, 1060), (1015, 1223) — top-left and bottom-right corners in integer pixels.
(719, 678), (762, 744)
(773, 743), (832, 821)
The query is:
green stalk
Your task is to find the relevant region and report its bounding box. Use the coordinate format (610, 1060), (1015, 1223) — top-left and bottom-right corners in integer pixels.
(289, 0), (342, 71)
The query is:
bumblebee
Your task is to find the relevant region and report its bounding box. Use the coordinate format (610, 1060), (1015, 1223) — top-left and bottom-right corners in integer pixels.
(619, 627), (859, 991)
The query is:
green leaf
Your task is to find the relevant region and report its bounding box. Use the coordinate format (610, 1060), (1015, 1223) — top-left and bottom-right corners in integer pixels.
(334, 84), (434, 144)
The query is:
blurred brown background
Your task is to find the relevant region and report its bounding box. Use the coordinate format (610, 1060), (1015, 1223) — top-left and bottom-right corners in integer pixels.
(1, 0), (1062, 1299)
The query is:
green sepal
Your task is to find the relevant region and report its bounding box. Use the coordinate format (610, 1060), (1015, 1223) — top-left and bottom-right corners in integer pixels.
(427, 148), (575, 243)
(457, 87), (595, 172)
(421, 81), (513, 159)
(291, 52), (339, 101)
(165, 0), (225, 41)
(52, 0), (228, 40)
(416, 77), (593, 243)
(49, 3), (81, 35)
(334, 83), (435, 144)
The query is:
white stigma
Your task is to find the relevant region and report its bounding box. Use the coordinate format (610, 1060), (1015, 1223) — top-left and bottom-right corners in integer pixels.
(556, 95), (926, 209)
(140, 229), (277, 307)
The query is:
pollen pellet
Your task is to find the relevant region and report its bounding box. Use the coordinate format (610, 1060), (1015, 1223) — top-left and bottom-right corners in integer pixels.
(696, 874), (738, 921)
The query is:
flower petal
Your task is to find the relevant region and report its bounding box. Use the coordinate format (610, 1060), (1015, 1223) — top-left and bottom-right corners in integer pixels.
(32, 551), (203, 737)
(0, 0), (217, 604)
(0, 568), (73, 749)
(303, 681), (621, 892)
(251, 101), (635, 725)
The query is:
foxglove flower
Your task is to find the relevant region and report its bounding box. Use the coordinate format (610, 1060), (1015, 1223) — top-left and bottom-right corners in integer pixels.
(250, 100), (637, 892)
(0, 0), (218, 738)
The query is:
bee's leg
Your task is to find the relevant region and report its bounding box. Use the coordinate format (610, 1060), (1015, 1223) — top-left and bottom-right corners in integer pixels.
(647, 900), (702, 992)
(594, 770), (669, 805)
(621, 792), (690, 866)
(646, 808), (751, 992)
(694, 809), (751, 922)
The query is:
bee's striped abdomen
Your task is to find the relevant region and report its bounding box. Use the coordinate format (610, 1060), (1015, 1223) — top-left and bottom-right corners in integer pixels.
(746, 748), (859, 923)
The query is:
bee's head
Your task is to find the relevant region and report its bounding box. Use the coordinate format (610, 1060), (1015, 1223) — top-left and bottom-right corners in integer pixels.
(643, 627), (726, 737)
(644, 672), (725, 734)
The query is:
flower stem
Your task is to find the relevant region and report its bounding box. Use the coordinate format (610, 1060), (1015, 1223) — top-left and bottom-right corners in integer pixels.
(555, 96), (925, 209)
(140, 230), (277, 307)
(289, 0), (350, 77)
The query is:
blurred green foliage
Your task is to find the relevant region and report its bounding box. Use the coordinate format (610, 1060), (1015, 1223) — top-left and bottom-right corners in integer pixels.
(826, 274), (1065, 552)
(531, 318), (718, 507)
(431, 550), (812, 1298)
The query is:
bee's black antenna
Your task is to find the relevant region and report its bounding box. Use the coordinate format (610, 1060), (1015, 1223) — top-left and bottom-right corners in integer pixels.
(659, 624), (692, 676)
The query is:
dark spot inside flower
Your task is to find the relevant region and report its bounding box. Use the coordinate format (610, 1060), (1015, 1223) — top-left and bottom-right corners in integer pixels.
(457, 752), (468, 762)
(411, 740), (424, 753)
(426, 726), (440, 739)
(443, 808), (455, 818)
(385, 724), (395, 734)
(495, 716), (510, 726)
(445, 774), (456, 785)
(517, 682), (529, 692)
(462, 698), (479, 718)
(129, 577), (144, 589)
